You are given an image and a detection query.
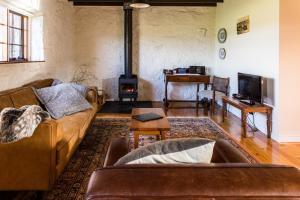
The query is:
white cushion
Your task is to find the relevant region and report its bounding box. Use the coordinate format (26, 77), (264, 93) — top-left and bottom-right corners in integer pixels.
(115, 138), (216, 165)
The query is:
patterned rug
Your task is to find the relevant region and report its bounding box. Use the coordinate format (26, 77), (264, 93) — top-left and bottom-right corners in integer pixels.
(41, 117), (257, 200)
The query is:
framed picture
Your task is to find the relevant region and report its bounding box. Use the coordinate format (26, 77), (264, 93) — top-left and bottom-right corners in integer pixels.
(218, 28), (227, 43)
(237, 16), (250, 35)
(219, 48), (226, 60)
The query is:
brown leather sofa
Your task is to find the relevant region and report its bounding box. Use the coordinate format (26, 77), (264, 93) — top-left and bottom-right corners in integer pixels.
(0, 79), (98, 191)
(86, 138), (300, 200)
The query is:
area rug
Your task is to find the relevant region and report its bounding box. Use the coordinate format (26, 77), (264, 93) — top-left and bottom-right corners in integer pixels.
(43, 117), (258, 200)
(99, 101), (154, 114)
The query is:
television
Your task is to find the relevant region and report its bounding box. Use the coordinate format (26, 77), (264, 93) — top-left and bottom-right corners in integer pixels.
(238, 73), (263, 105)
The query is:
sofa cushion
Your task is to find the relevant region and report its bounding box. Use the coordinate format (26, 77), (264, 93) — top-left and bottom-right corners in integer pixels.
(10, 88), (40, 108)
(115, 138), (216, 166)
(60, 109), (93, 138)
(56, 131), (79, 166)
(56, 118), (81, 164)
(56, 117), (81, 146)
(34, 83), (92, 119)
(0, 96), (14, 111)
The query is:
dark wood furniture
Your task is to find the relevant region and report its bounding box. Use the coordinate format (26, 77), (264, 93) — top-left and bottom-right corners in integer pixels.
(222, 96), (273, 138)
(71, 0), (224, 7)
(164, 74), (210, 115)
(210, 76), (230, 114)
(130, 108), (170, 148)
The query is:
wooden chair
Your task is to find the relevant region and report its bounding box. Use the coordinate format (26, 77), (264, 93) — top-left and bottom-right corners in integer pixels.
(200, 76), (230, 114)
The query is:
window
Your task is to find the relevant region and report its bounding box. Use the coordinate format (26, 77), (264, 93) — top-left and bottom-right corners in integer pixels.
(0, 7), (28, 63)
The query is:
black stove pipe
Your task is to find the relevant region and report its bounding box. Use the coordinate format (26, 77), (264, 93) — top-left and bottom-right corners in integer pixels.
(124, 8), (133, 78)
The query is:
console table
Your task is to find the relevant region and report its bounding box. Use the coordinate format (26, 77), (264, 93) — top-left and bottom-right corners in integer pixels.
(164, 74), (210, 114)
(222, 96), (273, 138)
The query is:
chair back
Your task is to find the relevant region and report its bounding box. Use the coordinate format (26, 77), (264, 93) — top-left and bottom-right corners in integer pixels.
(212, 76), (230, 95)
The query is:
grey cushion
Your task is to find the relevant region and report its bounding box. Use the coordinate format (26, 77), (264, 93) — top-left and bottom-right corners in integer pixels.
(69, 83), (88, 96)
(51, 79), (64, 86)
(33, 83), (91, 119)
(115, 138), (216, 166)
(52, 80), (87, 96)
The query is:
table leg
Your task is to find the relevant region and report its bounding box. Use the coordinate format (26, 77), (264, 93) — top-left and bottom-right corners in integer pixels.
(160, 131), (166, 140)
(164, 80), (168, 112)
(204, 101), (208, 116)
(222, 100), (227, 122)
(241, 111), (247, 137)
(267, 110), (272, 139)
(134, 132), (139, 149)
(196, 83), (200, 116)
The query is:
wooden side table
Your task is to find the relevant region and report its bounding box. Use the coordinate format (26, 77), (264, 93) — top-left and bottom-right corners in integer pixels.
(222, 96), (273, 138)
(130, 108), (170, 149)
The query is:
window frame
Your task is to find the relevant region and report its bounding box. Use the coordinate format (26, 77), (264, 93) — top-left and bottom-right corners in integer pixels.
(0, 9), (29, 64)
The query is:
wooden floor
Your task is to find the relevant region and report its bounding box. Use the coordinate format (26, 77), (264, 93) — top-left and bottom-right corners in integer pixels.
(98, 102), (300, 169)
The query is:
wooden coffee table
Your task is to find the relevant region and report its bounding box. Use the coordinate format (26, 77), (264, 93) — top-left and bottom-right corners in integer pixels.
(130, 108), (170, 148)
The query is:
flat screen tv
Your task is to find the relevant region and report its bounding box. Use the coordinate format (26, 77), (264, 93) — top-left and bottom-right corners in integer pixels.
(238, 73), (263, 105)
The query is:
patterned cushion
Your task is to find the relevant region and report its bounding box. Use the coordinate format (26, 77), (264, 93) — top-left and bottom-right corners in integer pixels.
(33, 83), (91, 119)
(115, 138), (216, 165)
(52, 80), (87, 96)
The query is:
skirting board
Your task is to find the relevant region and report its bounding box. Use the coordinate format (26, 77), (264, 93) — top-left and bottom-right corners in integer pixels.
(276, 135), (300, 143)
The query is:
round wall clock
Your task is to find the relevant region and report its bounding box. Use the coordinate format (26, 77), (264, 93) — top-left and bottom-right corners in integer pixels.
(219, 48), (226, 59)
(218, 28), (227, 43)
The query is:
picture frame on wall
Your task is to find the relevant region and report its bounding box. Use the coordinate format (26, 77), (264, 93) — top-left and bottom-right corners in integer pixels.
(237, 16), (250, 35)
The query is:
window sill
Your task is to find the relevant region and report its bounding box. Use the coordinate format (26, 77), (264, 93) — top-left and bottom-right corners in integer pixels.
(0, 61), (45, 65)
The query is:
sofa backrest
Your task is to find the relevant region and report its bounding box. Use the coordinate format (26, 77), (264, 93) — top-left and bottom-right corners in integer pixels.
(22, 79), (54, 89)
(87, 164), (300, 200)
(0, 79), (53, 110)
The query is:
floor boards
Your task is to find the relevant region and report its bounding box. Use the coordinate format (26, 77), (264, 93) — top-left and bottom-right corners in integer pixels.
(97, 101), (300, 169)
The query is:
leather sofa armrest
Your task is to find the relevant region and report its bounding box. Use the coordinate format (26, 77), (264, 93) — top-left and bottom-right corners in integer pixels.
(0, 119), (58, 190)
(211, 139), (252, 163)
(103, 137), (130, 167)
(86, 86), (98, 105)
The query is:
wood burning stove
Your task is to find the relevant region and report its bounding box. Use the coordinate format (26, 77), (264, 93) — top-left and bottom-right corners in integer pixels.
(119, 7), (138, 101)
(119, 75), (138, 101)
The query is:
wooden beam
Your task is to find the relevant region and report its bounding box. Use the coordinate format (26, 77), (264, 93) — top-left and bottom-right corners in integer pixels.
(72, 0), (124, 6)
(71, 0), (223, 6)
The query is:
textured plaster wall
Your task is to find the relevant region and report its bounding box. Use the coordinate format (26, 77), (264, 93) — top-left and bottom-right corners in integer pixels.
(74, 7), (124, 100)
(215, 0), (280, 140)
(0, 0), (75, 91)
(74, 6), (216, 101)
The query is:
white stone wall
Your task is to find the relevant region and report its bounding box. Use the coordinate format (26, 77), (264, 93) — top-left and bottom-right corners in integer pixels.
(74, 6), (216, 101)
(74, 7), (124, 100)
(0, 0), (75, 91)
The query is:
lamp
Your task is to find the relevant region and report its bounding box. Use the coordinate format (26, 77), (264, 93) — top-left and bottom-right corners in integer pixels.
(129, 0), (150, 9)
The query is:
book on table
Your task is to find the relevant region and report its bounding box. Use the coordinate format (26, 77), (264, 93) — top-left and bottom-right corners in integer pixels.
(132, 113), (163, 122)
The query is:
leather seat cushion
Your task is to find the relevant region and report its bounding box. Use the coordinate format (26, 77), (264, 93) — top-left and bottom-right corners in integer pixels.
(60, 109), (93, 138)
(56, 119), (81, 165)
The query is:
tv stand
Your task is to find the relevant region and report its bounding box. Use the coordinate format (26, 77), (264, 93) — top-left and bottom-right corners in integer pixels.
(222, 96), (273, 138)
